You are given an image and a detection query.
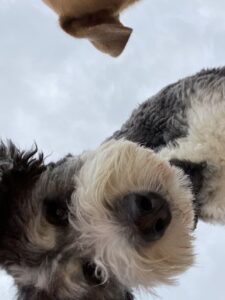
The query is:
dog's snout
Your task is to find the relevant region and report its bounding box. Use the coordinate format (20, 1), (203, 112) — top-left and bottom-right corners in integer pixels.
(125, 192), (172, 242)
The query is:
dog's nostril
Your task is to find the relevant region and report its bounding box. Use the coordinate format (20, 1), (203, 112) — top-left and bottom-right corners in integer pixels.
(155, 218), (165, 233)
(135, 194), (153, 212)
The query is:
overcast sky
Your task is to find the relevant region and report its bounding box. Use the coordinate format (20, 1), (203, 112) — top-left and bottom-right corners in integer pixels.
(1, 0), (225, 299)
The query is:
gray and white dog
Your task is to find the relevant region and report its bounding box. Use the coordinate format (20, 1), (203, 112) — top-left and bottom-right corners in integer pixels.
(1, 68), (225, 300)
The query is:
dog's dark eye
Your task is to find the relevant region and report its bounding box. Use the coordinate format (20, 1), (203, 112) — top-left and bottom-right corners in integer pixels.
(82, 261), (103, 285)
(44, 199), (69, 226)
(125, 292), (134, 300)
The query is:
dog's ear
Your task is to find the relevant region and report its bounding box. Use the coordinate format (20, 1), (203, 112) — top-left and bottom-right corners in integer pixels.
(170, 159), (206, 195)
(43, 0), (135, 57)
(0, 141), (46, 236)
(0, 141), (45, 190)
(59, 14), (132, 57)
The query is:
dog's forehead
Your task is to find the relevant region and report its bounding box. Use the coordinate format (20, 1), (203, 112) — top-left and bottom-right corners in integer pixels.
(49, 155), (84, 179)
(38, 155), (84, 196)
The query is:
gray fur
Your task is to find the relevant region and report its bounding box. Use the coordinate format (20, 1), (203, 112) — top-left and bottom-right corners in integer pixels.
(1, 67), (225, 299)
(111, 67), (225, 206)
(0, 142), (132, 300)
(112, 67), (225, 149)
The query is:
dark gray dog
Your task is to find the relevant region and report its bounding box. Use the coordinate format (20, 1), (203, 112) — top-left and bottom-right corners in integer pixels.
(1, 68), (225, 300)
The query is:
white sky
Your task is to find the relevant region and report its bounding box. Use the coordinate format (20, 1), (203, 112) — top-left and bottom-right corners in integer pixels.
(1, 0), (225, 299)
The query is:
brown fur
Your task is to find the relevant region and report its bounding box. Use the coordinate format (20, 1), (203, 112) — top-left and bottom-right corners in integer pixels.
(43, 0), (139, 56)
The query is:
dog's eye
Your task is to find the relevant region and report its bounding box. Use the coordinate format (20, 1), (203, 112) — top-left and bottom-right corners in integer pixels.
(125, 292), (134, 300)
(82, 261), (103, 286)
(44, 199), (69, 226)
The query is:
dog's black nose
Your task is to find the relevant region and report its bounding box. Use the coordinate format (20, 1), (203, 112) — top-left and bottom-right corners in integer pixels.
(125, 192), (172, 242)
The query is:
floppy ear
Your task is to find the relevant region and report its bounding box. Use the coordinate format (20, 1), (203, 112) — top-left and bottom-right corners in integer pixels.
(60, 14), (132, 57)
(0, 141), (46, 236)
(0, 141), (45, 188)
(43, 0), (137, 57)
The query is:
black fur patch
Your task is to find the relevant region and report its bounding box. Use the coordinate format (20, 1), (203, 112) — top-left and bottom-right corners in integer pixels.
(170, 159), (206, 195)
(0, 141), (45, 238)
(170, 159), (206, 228)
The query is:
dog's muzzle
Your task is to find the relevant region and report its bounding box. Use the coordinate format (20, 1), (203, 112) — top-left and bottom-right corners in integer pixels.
(119, 192), (172, 242)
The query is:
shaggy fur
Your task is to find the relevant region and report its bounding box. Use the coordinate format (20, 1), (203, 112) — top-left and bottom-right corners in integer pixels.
(1, 67), (225, 299)
(112, 67), (225, 223)
(70, 67), (225, 295)
(72, 140), (194, 288)
(0, 144), (132, 300)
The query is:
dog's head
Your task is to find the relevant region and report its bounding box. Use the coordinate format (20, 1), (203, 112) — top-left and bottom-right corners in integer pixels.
(0, 140), (195, 299)
(71, 139), (195, 289)
(0, 141), (133, 300)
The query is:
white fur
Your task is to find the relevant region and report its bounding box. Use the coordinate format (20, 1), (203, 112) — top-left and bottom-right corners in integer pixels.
(159, 84), (225, 223)
(71, 139), (194, 288)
